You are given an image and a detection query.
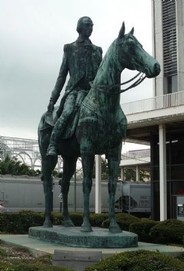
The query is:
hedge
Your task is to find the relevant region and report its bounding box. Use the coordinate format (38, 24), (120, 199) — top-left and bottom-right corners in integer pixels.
(0, 262), (72, 271)
(0, 211), (44, 233)
(1, 211), (184, 247)
(0, 244), (72, 271)
(129, 218), (158, 242)
(85, 250), (184, 271)
(150, 219), (184, 244)
(102, 212), (140, 231)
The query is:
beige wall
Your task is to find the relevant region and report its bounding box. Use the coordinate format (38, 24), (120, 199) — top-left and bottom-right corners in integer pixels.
(152, 0), (184, 96)
(152, 0), (164, 97)
(176, 0), (184, 92)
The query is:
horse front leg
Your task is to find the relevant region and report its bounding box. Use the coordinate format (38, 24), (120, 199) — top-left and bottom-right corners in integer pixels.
(60, 156), (77, 227)
(61, 180), (73, 227)
(107, 146), (122, 233)
(81, 154), (94, 232)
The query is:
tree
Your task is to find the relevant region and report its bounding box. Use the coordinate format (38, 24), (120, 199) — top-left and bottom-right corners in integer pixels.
(123, 168), (136, 181)
(123, 167), (150, 182)
(0, 156), (40, 176)
(139, 169), (150, 182)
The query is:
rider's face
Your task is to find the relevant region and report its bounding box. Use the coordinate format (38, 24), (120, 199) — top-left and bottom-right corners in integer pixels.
(80, 18), (93, 38)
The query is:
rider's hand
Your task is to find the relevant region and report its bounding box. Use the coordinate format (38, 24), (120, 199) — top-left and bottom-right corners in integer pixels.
(47, 100), (54, 112)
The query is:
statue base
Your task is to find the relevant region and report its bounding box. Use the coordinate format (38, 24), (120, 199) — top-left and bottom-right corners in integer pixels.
(29, 226), (138, 248)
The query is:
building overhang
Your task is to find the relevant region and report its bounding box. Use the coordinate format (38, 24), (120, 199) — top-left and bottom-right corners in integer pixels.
(120, 158), (150, 167)
(127, 104), (184, 129)
(124, 105), (184, 143)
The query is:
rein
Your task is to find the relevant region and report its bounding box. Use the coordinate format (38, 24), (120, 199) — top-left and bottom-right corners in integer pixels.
(92, 72), (146, 95)
(118, 72), (146, 94)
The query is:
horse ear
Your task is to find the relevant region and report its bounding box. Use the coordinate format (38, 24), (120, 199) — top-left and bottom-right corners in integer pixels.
(130, 27), (134, 35)
(118, 22), (125, 39)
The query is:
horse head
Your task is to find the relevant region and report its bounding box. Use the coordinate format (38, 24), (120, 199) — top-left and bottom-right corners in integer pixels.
(116, 22), (160, 78)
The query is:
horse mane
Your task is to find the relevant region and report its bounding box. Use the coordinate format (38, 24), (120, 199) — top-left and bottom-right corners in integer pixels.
(92, 39), (121, 86)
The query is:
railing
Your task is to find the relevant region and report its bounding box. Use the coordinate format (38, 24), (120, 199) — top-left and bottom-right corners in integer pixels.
(121, 90), (184, 115)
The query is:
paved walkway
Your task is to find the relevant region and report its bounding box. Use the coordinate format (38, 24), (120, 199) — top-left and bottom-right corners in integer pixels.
(0, 234), (184, 258)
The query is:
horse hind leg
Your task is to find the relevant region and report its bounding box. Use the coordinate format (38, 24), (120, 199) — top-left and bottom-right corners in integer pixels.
(81, 154), (94, 232)
(61, 156), (78, 227)
(107, 148), (122, 233)
(42, 155), (57, 227)
(42, 174), (53, 228)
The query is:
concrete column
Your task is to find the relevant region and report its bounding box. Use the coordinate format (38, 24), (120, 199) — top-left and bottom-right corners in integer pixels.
(121, 167), (124, 181)
(159, 124), (167, 221)
(135, 165), (139, 182)
(95, 155), (101, 213)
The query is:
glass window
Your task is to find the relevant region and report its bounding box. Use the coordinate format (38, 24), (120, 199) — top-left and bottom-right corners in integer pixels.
(170, 137), (184, 164)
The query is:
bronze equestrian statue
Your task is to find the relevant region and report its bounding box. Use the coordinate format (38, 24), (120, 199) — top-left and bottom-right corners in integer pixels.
(38, 21), (160, 233)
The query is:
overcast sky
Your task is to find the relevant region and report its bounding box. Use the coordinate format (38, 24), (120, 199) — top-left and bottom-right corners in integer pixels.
(0, 0), (153, 142)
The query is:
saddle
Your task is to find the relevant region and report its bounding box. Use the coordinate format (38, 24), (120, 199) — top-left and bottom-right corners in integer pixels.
(44, 107), (80, 139)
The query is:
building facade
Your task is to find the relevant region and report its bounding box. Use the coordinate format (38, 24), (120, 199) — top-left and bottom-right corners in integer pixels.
(151, 0), (184, 220)
(122, 0), (184, 220)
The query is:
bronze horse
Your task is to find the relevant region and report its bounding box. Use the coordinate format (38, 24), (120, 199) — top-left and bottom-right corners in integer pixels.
(38, 22), (160, 233)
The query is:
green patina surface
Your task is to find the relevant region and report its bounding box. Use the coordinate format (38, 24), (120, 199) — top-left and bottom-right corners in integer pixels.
(38, 20), (160, 241)
(29, 226), (138, 248)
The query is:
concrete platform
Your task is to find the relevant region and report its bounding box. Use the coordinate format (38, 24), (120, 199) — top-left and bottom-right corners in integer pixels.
(29, 226), (138, 248)
(0, 234), (184, 258)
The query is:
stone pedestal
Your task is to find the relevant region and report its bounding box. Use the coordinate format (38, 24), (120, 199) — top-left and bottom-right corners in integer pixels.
(29, 226), (138, 248)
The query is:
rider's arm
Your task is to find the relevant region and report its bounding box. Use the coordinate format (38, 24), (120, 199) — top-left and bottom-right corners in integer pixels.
(48, 45), (68, 111)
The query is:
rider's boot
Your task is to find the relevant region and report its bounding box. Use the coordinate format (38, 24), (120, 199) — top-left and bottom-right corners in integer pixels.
(46, 116), (67, 157)
(46, 130), (58, 156)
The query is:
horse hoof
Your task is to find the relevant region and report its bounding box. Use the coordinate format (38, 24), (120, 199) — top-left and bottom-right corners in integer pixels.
(80, 224), (92, 233)
(109, 223), (122, 233)
(43, 221), (53, 228)
(63, 219), (74, 227)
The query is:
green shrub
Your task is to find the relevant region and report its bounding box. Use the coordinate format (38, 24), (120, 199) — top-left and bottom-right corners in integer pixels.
(52, 212), (63, 225)
(0, 211), (43, 233)
(177, 253), (184, 262)
(102, 213), (140, 231)
(2, 262), (72, 271)
(69, 212), (83, 226)
(85, 250), (184, 271)
(0, 213), (18, 233)
(129, 218), (158, 242)
(90, 213), (108, 227)
(0, 261), (72, 271)
(0, 261), (10, 270)
(18, 210), (44, 231)
(150, 219), (184, 245)
(0, 247), (7, 257)
(0, 245), (72, 271)
(0, 211), (142, 234)
(52, 212), (83, 226)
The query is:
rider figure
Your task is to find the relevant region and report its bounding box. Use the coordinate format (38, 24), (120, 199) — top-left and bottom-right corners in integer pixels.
(46, 16), (102, 156)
